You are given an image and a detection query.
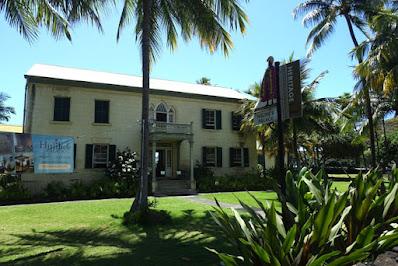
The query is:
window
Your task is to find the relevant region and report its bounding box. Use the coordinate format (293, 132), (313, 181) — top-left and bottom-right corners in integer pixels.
(229, 147), (249, 167)
(53, 97), (70, 121)
(202, 109), (222, 129)
(85, 144), (116, 169)
(155, 103), (175, 123)
(95, 100), (110, 123)
(232, 112), (243, 131)
(202, 147), (222, 167)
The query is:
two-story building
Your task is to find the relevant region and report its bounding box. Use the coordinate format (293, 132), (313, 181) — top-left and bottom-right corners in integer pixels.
(23, 64), (269, 194)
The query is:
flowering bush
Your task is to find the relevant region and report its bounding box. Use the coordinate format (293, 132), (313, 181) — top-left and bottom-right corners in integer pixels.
(106, 148), (139, 181)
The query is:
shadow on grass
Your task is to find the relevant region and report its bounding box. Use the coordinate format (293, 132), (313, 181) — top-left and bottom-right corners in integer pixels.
(0, 210), (233, 266)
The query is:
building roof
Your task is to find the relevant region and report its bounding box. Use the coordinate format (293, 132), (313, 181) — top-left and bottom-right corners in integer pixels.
(0, 124), (23, 133)
(25, 64), (255, 101)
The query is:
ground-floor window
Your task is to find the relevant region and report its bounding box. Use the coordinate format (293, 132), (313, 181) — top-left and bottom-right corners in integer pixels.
(229, 147), (249, 167)
(202, 147), (222, 167)
(85, 144), (116, 169)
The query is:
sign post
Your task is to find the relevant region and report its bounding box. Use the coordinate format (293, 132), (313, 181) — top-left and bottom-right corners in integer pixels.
(254, 57), (302, 212)
(274, 61), (286, 195)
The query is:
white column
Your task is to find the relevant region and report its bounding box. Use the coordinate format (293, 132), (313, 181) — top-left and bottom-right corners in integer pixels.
(152, 141), (157, 193)
(189, 140), (196, 190)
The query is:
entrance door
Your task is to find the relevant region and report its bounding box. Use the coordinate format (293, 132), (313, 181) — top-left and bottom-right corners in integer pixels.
(155, 148), (173, 178)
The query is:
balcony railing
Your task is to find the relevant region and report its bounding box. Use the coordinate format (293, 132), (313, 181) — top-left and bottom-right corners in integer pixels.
(150, 122), (193, 135)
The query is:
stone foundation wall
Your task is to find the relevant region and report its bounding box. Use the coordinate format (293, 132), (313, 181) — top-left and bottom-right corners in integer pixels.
(21, 169), (107, 195)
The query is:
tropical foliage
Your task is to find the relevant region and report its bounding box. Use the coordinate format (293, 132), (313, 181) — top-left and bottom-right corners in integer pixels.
(0, 93), (15, 122)
(210, 167), (398, 265)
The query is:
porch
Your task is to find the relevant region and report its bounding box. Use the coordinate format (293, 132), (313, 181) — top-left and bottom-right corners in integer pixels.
(149, 122), (196, 196)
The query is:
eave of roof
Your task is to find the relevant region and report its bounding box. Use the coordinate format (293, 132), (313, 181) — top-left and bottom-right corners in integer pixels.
(25, 64), (256, 102)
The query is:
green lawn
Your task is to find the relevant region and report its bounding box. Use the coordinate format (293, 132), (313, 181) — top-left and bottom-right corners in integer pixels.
(199, 182), (350, 208)
(0, 197), (232, 266)
(200, 191), (279, 208)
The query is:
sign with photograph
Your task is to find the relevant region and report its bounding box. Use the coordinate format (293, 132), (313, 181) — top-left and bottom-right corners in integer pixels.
(32, 135), (74, 174)
(0, 133), (74, 174)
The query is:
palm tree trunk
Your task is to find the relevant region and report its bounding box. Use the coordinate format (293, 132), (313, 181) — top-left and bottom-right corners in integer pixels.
(292, 119), (301, 168)
(344, 14), (377, 168)
(131, 0), (151, 212)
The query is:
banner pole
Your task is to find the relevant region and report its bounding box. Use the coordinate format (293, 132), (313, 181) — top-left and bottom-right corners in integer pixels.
(275, 61), (286, 195)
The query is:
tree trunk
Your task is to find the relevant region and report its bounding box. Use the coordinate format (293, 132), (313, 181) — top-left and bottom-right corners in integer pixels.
(344, 14), (377, 168)
(292, 119), (301, 168)
(131, 0), (151, 212)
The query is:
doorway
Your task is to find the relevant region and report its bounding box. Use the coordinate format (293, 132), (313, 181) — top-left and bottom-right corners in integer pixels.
(155, 148), (173, 178)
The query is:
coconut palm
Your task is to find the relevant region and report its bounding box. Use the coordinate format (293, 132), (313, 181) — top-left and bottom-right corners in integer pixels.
(0, 93), (15, 122)
(293, 0), (386, 167)
(116, 0), (249, 212)
(196, 77), (212, 85)
(1, 0), (106, 42)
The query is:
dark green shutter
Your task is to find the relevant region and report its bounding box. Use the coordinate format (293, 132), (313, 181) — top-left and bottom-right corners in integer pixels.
(229, 148), (234, 167)
(216, 147), (222, 167)
(109, 145), (116, 163)
(85, 144), (93, 169)
(202, 147), (207, 166)
(244, 148), (249, 167)
(202, 109), (206, 129)
(216, 110), (222, 129)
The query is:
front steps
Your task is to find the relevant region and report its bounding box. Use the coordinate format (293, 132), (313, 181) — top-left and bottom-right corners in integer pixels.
(153, 179), (197, 196)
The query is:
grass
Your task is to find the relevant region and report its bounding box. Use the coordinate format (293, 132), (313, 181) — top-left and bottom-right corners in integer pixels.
(0, 197), (232, 266)
(199, 182), (350, 208)
(200, 191), (279, 208)
(0, 184), (352, 265)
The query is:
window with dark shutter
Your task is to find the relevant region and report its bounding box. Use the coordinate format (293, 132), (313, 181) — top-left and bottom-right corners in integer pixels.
(74, 144), (77, 169)
(53, 97), (70, 121)
(202, 109), (221, 130)
(232, 112), (242, 131)
(85, 144), (115, 169)
(203, 147), (222, 167)
(95, 100), (110, 123)
(230, 147), (248, 167)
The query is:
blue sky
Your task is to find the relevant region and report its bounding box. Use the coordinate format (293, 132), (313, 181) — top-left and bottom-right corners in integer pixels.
(1, 1), (361, 125)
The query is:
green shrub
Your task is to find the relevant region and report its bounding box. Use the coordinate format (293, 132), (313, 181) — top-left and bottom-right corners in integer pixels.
(45, 181), (69, 201)
(209, 167), (398, 266)
(196, 166), (273, 193)
(0, 173), (31, 203)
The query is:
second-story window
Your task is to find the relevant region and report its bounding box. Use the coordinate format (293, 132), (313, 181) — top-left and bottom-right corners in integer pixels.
(232, 112), (243, 131)
(202, 109), (222, 129)
(53, 97), (70, 121)
(155, 103), (175, 123)
(95, 100), (110, 123)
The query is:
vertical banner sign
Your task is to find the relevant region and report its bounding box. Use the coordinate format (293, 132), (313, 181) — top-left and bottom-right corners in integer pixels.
(280, 60), (302, 119)
(32, 135), (74, 173)
(254, 64), (278, 124)
(255, 59), (302, 125)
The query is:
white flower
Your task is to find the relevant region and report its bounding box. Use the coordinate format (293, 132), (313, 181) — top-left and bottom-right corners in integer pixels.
(122, 168), (126, 172)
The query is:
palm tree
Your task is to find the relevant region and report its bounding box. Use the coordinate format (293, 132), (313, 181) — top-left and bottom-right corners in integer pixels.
(293, 0), (386, 167)
(1, 0), (106, 42)
(0, 93), (15, 122)
(196, 77), (212, 85)
(116, 0), (249, 212)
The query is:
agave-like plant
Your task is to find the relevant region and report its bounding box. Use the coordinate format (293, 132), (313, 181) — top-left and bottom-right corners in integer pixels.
(209, 167), (398, 265)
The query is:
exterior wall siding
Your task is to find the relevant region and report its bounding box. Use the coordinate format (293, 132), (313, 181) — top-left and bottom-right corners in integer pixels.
(24, 82), (269, 191)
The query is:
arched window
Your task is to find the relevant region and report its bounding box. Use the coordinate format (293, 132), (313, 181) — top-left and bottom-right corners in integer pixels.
(149, 105), (155, 121)
(168, 107), (175, 123)
(155, 103), (168, 122)
(154, 103), (176, 123)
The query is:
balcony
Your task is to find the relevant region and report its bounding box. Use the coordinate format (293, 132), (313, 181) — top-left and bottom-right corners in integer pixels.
(149, 122), (193, 141)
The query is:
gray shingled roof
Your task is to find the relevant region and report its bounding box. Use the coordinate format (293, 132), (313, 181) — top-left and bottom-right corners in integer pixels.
(26, 64), (255, 101)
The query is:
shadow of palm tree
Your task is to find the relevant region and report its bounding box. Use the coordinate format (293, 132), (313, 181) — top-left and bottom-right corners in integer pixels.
(1, 209), (233, 266)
